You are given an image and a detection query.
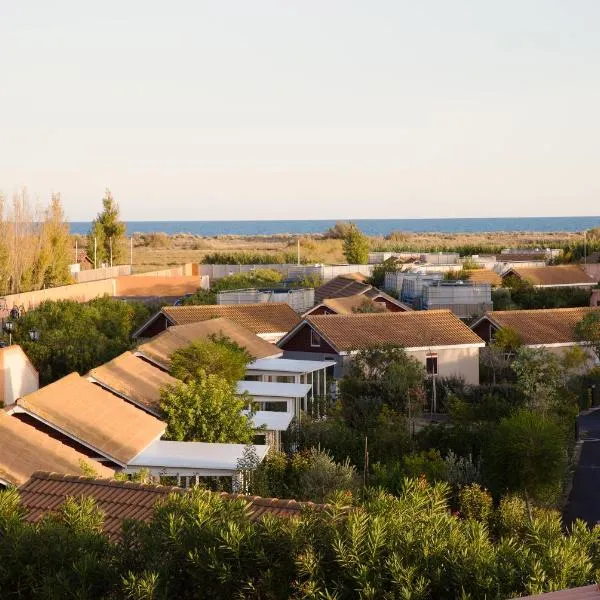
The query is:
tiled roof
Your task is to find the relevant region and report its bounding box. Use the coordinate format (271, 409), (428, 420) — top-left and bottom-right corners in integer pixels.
(504, 265), (597, 287)
(17, 373), (166, 466)
(137, 318), (282, 368)
(0, 413), (114, 487)
(514, 585), (600, 599)
(466, 269), (503, 286)
(495, 253), (548, 263)
(304, 310), (484, 351)
(88, 352), (178, 416)
(479, 307), (600, 345)
(19, 472), (331, 539)
(314, 275), (372, 304)
(162, 304), (300, 334)
(322, 294), (383, 314)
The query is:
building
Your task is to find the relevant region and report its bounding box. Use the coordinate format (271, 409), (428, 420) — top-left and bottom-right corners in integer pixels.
(236, 380), (312, 418)
(313, 273), (371, 304)
(420, 281), (493, 319)
(133, 303), (301, 343)
(502, 265), (597, 288)
(278, 310), (485, 383)
(0, 345), (39, 408)
(304, 292), (410, 316)
(471, 307), (600, 360)
(0, 412), (114, 488)
(216, 287), (315, 313)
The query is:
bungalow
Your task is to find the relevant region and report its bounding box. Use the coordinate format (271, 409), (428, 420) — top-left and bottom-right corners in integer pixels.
(305, 292), (411, 316)
(278, 310), (485, 384)
(502, 265), (597, 288)
(236, 380), (312, 418)
(471, 307), (600, 360)
(0, 412), (114, 488)
(135, 317), (282, 371)
(133, 303), (301, 343)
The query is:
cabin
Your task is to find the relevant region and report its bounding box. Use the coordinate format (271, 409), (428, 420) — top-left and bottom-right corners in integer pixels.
(502, 265), (597, 288)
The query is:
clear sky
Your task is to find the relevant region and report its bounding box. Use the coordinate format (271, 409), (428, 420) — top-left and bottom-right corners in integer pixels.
(1, 1), (599, 221)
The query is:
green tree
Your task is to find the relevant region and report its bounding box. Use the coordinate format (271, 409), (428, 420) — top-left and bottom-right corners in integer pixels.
(88, 189), (127, 266)
(342, 223), (370, 264)
(170, 335), (251, 385)
(160, 374), (254, 443)
(575, 311), (600, 362)
(484, 410), (567, 515)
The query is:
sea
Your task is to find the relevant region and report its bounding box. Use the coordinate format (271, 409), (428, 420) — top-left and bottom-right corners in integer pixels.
(68, 216), (600, 237)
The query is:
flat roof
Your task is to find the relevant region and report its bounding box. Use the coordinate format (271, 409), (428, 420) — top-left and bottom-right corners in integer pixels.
(237, 380), (312, 398)
(247, 358), (336, 374)
(243, 410), (295, 431)
(128, 440), (269, 471)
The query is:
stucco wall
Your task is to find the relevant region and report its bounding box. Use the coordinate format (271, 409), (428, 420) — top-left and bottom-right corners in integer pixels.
(407, 346), (481, 385)
(0, 346), (39, 407)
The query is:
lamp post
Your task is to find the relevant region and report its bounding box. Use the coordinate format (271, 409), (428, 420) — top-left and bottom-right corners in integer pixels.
(28, 329), (40, 342)
(3, 320), (14, 346)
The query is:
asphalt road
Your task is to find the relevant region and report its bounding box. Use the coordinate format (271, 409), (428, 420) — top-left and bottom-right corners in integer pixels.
(563, 409), (600, 527)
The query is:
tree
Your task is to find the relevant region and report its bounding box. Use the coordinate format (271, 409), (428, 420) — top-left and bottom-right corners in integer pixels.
(351, 297), (386, 313)
(575, 311), (600, 362)
(368, 257), (400, 288)
(342, 223), (369, 264)
(299, 449), (358, 503)
(484, 410), (567, 515)
(170, 335), (251, 385)
(88, 189), (126, 266)
(160, 374), (255, 443)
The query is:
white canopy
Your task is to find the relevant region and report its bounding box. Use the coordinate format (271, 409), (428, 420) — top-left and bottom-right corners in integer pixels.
(247, 358), (336, 374)
(126, 440), (269, 477)
(236, 380), (311, 398)
(243, 410), (294, 431)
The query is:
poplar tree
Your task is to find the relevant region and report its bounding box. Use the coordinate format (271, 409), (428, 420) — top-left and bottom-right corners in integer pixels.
(88, 189), (126, 266)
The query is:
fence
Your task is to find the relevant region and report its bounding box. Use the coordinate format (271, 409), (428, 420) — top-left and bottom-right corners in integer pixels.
(216, 288), (315, 313)
(73, 265), (131, 283)
(198, 263), (373, 281)
(133, 263), (197, 277)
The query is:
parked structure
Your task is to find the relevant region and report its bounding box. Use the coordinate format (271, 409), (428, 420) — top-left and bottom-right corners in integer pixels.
(0, 345), (39, 408)
(502, 265), (597, 288)
(421, 281), (493, 319)
(217, 287), (314, 313)
(133, 304), (301, 343)
(278, 311), (485, 383)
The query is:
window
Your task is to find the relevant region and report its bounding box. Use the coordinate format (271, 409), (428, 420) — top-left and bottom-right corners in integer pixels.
(426, 353), (438, 375)
(310, 329), (321, 347)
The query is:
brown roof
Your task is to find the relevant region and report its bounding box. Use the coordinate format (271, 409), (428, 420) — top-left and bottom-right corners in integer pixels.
(137, 318), (282, 368)
(296, 310), (484, 352)
(466, 269), (503, 286)
(503, 265), (597, 287)
(322, 294), (384, 314)
(19, 472), (331, 539)
(161, 303), (300, 334)
(477, 307), (600, 345)
(495, 252), (548, 263)
(314, 274), (372, 304)
(75, 249), (93, 264)
(514, 585), (600, 599)
(16, 373), (166, 465)
(88, 352), (178, 416)
(0, 413), (114, 487)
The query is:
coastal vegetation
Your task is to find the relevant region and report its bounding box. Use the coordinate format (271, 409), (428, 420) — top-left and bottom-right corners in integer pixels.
(87, 189), (127, 267)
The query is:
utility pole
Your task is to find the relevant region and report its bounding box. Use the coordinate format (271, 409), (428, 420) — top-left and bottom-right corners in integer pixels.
(110, 237), (113, 267)
(297, 239), (300, 266)
(130, 236), (133, 267)
(94, 237), (97, 269)
(584, 230), (587, 266)
(75, 238), (78, 264)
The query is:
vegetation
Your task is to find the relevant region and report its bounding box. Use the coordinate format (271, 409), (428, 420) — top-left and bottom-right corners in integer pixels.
(87, 189), (127, 266)
(493, 280), (592, 310)
(10, 297), (153, 385)
(367, 257), (402, 287)
(575, 311), (600, 361)
(342, 223), (370, 264)
(0, 190), (73, 294)
(202, 251), (307, 264)
(170, 336), (251, 385)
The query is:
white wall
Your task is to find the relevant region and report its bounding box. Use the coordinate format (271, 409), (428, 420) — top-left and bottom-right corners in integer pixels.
(407, 346), (481, 385)
(0, 346), (39, 407)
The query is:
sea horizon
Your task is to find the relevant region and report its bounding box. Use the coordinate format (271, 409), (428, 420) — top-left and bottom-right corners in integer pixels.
(68, 216), (600, 237)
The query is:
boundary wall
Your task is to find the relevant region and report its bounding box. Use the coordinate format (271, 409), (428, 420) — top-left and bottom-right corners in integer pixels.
(198, 264), (373, 281)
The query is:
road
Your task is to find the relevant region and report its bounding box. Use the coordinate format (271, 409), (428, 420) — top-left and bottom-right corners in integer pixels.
(563, 409), (600, 527)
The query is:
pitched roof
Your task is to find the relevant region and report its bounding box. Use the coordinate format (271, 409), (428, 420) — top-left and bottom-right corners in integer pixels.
(503, 265), (597, 287)
(466, 269), (503, 286)
(287, 310), (484, 352)
(476, 307), (600, 345)
(514, 585), (600, 599)
(314, 274), (372, 304)
(136, 318), (282, 368)
(0, 413), (114, 487)
(88, 352), (178, 416)
(161, 304), (300, 334)
(322, 294), (383, 314)
(16, 373), (166, 466)
(19, 472), (331, 539)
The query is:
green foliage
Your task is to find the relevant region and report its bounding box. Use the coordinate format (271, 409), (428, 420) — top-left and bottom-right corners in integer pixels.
(87, 189), (127, 265)
(493, 326), (522, 353)
(12, 297), (152, 385)
(443, 269), (471, 281)
(483, 410), (568, 505)
(351, 297), (386, 313)
(170, 335), (251, 385)
(342, 223), (370, 264)
(202, 251), (309, 264)
(458, 483), (493, 523)
(575, 311), (600, 361)
(367, 257), (401, 288)
(299, 449), (358, 503)
(160, 374), (254, 443)
(499, 279), (592, 310)
(179, 288), (216, 305)
(324, 220), (354, 239)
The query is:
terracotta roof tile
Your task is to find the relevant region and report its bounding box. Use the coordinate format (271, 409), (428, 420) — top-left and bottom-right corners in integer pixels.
(322, 294), (382, 314)
(16, 373), (166, 465)
(314, 275), (372, 304)
(19, 472), (332, 539)
(0, 413), (114, 487)
(504, 265), (596, 287)
(137, 318), (282, 368)
(304, 310), (484, 351)
(161, 304), (300, 334)
(479, 307), (600, 345)
(466, 269), (503, 286)
(88, 352), (178, 416)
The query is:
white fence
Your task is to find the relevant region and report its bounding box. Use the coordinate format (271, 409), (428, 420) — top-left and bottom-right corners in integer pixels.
(198, 264), (373, 281)
(73, 265), (131, 282)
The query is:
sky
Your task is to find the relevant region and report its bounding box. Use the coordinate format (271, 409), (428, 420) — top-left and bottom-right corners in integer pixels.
(0, 1), (599, 221)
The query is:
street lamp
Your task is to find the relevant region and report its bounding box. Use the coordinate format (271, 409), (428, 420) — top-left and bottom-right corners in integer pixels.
(2, 320), (14, 346)
(28, 328), (40, 342)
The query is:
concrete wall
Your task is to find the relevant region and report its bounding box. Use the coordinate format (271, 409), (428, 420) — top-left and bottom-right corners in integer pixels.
(584, 264), (600, 283)
(407, 347), (481, 385)
(198, 263), (373, 281)
(133, 263), (196, 277)
(73, 265), (131, 282)
(115, 276), (200, 298)
(0, 346), (39, 407)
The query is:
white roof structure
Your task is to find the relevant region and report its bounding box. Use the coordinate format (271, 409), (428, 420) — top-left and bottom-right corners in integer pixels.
(236, 380), (312, 398)
(247, 358), (336, 374)
(127, 440), (269, 477)
(243, 410), (295, 431)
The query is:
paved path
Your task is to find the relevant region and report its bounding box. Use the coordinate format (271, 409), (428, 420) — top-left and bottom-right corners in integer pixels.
(563, 409), (600, 527)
